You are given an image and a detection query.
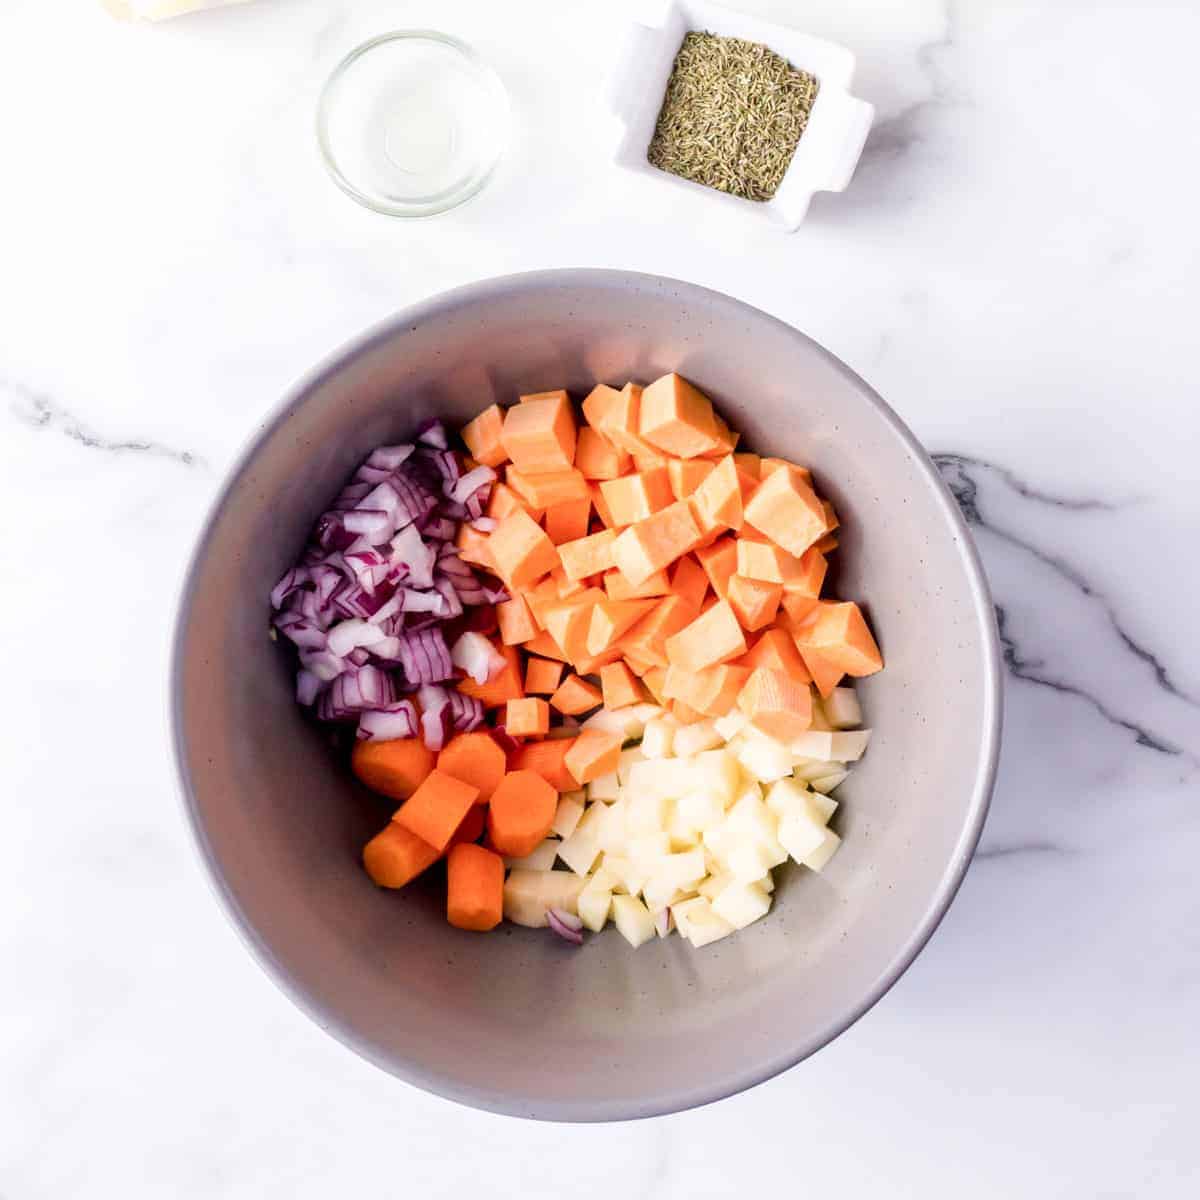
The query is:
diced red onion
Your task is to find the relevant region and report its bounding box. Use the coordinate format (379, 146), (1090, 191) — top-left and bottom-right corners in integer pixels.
(315, 512), (358, 552)
(299, 648), (346, 681)
(417, 684), (452, 751)
(489, 726), (521, 757)
(389, 471), (438, 529)
(433, 577), (463, 619)
(451, 631), (505, 685)
(270, 567), (312, 610)
(418, 447), (460, 489)
(395, 627), (453, 685)
(547, 908), (584, 945)
(328, 665), (395, 716)
(274, 615), (327, 650)
(415, 419), (449, 449)
(365, 444), (415, 472)
(391, 524), (436, 589)
(419, 514), (457, 542)
(483, 585), (510, 605)
(357, 700), (419, 741)
(331, 482), (372, 510)
(367, 636), (403, 662)
(327, 618), (390, 657)
(342, 509), (393, 540)
(346, 648), (370, 667)
(451, 465), (496, 505)
(448, 691), (486, 731)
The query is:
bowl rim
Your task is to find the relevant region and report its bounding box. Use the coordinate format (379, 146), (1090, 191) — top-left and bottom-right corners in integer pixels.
(170, 268), (1003, 1122)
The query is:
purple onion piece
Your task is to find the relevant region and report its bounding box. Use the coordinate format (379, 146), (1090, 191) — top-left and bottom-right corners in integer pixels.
(415, 418), (449, 449)
(357, 700), (419, 741)
(547, 909), (584, 945)
(417, 684), (452, 751)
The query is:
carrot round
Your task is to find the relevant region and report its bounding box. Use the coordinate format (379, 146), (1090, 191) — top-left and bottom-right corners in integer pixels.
(446, 843), (505, 931)
(486, 769), (558, 858)
(436, 731), (508, 806)
(362, 822), (439, 888)
(393, 769), (480, 853)
(351, 737), (435, 802)
(448, 803), (486, 848)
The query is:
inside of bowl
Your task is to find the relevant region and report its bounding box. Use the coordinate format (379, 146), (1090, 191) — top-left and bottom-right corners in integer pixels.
(175, 272), (998, 1120)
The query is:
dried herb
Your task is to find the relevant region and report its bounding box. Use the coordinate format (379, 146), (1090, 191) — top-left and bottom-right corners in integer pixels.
(647, 31), (820, 203)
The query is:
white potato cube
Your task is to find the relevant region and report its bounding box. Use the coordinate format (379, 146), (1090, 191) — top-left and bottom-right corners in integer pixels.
(656, 848), (706, 890)
(611, 894), (656, 948)
(582, 703), (657, 740)
(823, 687), (863, 730)
(673, 720), (722, 758)
(641, 717), (675, 759)
(778, 809), (829, 863)
(725, 792), (787, 861)
(691, 749), (742, 805)
(503, 870), (585, 927)
(726, 839), (786, 883)
(627, 792), (671, 836)
(504, 839), (560, 872)
(577, 879), (612, 932)
(698, 871), (731, 900)
(672, 897), (735, 947)
(807, 791), (839, 822)
(627, 832), (672, 865)
(791, 729), (871, 763)
(603, 854), (649, 896)
(676, 789), (726, 837)
(764, 775), (812, 819)
(594, 796), (630, 852)
(551, 795), (585, 839)
(642, 876), (686, 912)
(808, 695), (833, 731)
(759, 871), (775, 893)
(733, 735), (794, 783)
(712, 709), (750, 741)
(802, 828), (842, 871)
(792, 757), (835, 782)
(587, 772), (621, 802)
(711, 881), (772, 929)
(811, 769), (850, 795)
(627, 757), (696, 800)
(617, 745), (646, 784)
(556, 831), (601, 876)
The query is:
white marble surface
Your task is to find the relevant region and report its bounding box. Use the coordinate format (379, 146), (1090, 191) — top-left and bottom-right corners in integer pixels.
(3, 0), (1198, 1193)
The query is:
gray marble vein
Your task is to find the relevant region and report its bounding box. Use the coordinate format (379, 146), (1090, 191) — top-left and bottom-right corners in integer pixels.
(974, 840), (1069, 862)
(4, 378), (202, 467)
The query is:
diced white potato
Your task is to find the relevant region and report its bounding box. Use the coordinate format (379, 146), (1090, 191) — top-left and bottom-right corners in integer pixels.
(557, 807), (605, 874)
(725, 840), (784, 883)
(791, 756), (834, 781)
(594, 796), (630, 852)
(764, 775), (811, 819)
(642, 876), (686, 912)
(603, 854), (650, 896)
(673, 720), (722, 757)
(503, 870), (585, 927)
(808, 693), (834, 731)
(697, 871), (731, 900)
(711, 881), (772, 929)
(504, 839), (560, 872)
(676, 789), (726, 837)
(653, 908), (675, 938)
(577, 878), (613, 932)
(586, 772), (620, 803)
(823, 686), (863, 730)
(758, 871), (775, 894)
(807, 790), (839, 823)
(627, 832), (672, 865)
(641, 717), (675, 759)
(582, 703), (661, 741)
(811, 769), (850, 795)
(724, 792), (787, 861)
(791, 729), (872, 763)
(612, 894), (656, 947)
(627, 791), (671, 836)
(667, 802), (701, 848)
(802, 828), (842, 871)
(655, 848), (706, 890)
(691, 748), (742, 805)
(713, 709), (750, 741)
(551, 795), (585, 839)
(627, 757), (696, 800)
(671, 897), (734, 947)
(778, 808), (829, 863)
(733, 734), (794, 783)
(617, 745), (646, 784)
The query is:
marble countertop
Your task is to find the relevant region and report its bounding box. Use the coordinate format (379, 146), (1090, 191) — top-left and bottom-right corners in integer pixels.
(3, 0), (1197, 1193)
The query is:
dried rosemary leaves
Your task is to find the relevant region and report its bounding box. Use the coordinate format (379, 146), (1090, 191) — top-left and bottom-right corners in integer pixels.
(647, 31), (820, 203)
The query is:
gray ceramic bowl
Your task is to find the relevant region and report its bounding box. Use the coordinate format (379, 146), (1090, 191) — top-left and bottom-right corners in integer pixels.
(172, 270), (1001, 1121)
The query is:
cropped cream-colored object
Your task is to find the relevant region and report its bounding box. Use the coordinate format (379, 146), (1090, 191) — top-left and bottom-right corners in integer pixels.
(103, 0), (250, 19)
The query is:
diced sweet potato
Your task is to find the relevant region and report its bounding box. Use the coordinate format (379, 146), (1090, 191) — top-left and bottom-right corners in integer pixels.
(736, 667), (814, 742)
(583, 382), (657, 457)
(727, 574), (783, 632)
(761, 458), (812, 486)
(641, 665), (668, 703)
(600, 661), (646, 709)
(695, 535), (738, 599)
(599, 467), (674, 526)
(458, 643), (524, 707)
(563, 730), (623, 785)
(558, 528), (618, 582)
(524, 656), (565, 695)
(501, 391), (576, 472)
(733, 452), (762, 479)
(586, 597), (660, 654)
(664, 599), (747, 671)
(460, 403), (508, 468)
(575, 425), (631, 480)
(743, 466), (827, 556)
(638, 373), (721, 458)
(663, 662), (749, 717)
(543, 496), (592, 546)
(735, 626), (812, 683)
(496, 593), (538, 645)
(621, 594), (699, 667)
(667, 458), (715, 502)
(486, 481), (535, 522)
(794, 643), (844, 698)
(550, 674), (603, 715)
(670, 555), (709, 611)
(589, 481), (617, 529)
(691, 455), (743, 532)
(454, 524), (494, 570)
(506, 466), (589, 509)
(488, 508), (560, 589)
(611, 500), (703, 586)
(523, 629), (569, 661)
(603, 566), (671, 601)
(505, 696), (550, 736)
(794, 600), (882, 677)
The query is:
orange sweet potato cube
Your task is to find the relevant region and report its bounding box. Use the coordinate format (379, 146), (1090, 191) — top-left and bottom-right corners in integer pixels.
(664, 599), (747, 671)
(611, 500), (703, 587)
(524, 656), (565, 694)
(736, 667), (814, 742)
(500, 391), (576, 473)
(586, 597), (660, 655)
(497, 593), (538, 645)
(461, 403), (508, 468)
(603, 566), (671, 600)
(550, 674), (604, 716)
(599, 467), (674, 526)
(760, 458), (813, 486)
(599, 661), (646, 709)
(582, 383), (657, 457)
(736, 626), (812, 683)
(733, 452), (762, 479)
(641, 665), (668, 703)
(670, 554), (709, 611)
(620, 594), (697, 668)
(695, 535), (739, 599)
(563, 729), (623, 785)
(575, 425), (631, 480)
(743, 466), (827, 556)
(690, 455), (743, 532)
(505, 466), (589, 509)
(638, 373), (722, 458)
(796, 600), (882, 677)
(486, 481), (535, 522)
(557, 528), (618, 581)
(543, 497), (592, 545)
(505, 696), (550, 736)
(455, 524), (494, 570)
(487, 508), (560, 589)
(727, 575), (783, 632)
(667, 458), (715, 502)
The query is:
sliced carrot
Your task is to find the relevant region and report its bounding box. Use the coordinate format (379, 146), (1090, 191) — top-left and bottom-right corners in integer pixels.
(664, 598), (747, 671)
(458, 642), (524, 707)
(497, 594), (538, 645)
(455, 524), (494, 571)
(667, 458), (715, 501)
(437, 731), (509, 806)
(549, 674), (603, 716)
(744, 467), (827, 556)
(727, 574), (783, 632)
(638, 373), (721, 457)
(736, 667), (814, 742)
(461, 403), (508, 468)
(505, 696), (551, 736)
(586, 597), (660, 655)
(611, 499), (703, 586)
(599, 467), (674, 526)
(670, 554), (709, 611)
(691, 455), (743, 532)
(447, 802), (486, 847)
(794, 600), (882, 677)
(506, 466), (589, 509)
(522, 629), (569, 661)
(558, 528), (618, 581)
(603, 566), (671, 601)
(487, 770), (558, 857)
(511, 737), (578, 791)
(600, 661), (646, 709)
(641, 665), (669, 704)
(575, 424), (631, 480)
(563, 730), (623, 785)
(351, 737), (435, 802)
(695, 535), (739, 599)
(524, 656), (565, 695)
(362, 822), (440, 888)
(543, 497), (592, 544)
(488, 507), (560, 589)
(446, 843), (504, 931)
(393, 769), (480, 854)
(736, 626), (812, 683)
(501, 391), (576, 472)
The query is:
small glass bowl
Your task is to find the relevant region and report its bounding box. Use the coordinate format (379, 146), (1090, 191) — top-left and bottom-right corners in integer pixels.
(317, 31), (510, 218)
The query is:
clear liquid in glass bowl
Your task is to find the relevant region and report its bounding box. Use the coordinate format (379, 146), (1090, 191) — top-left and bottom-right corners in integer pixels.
(318, 32), (510, 218)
